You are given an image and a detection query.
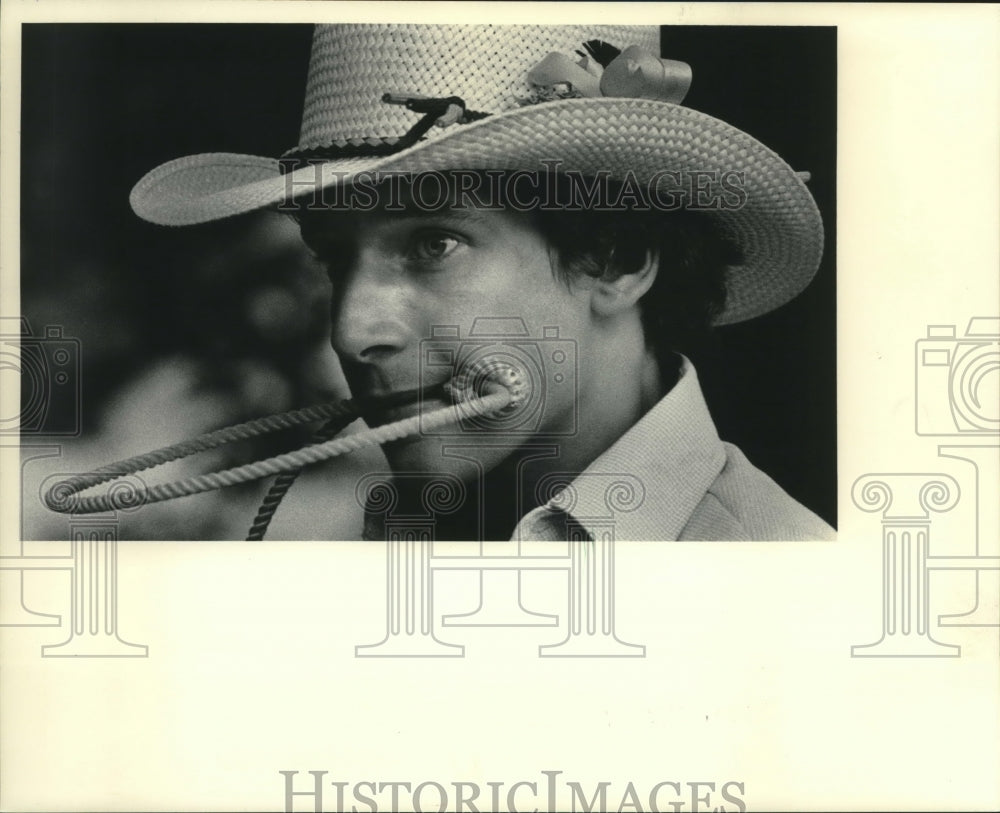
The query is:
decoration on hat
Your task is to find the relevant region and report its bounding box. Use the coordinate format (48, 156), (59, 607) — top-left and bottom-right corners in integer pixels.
(518, 39), (692, 106)
(382, 92), (476, 127)
(281, 92), (489, 169)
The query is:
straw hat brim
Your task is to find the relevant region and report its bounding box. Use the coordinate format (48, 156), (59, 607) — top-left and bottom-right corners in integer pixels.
(130, 97), (823, 325)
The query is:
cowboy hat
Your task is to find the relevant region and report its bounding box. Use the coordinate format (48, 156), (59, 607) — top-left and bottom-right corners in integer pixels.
(129, 23), (824, 325)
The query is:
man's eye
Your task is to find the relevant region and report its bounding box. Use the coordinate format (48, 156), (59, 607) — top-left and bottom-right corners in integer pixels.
(409, 232), (461, 262)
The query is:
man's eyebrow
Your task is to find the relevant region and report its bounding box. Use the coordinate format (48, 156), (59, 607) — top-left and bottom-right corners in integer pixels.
(298, 206), (491, 251)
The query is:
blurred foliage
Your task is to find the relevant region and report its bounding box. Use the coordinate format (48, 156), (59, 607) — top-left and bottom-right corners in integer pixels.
(18, 25), (379, 539)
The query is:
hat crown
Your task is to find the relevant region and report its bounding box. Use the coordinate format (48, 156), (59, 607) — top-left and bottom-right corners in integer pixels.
(298, 23), (660, 151)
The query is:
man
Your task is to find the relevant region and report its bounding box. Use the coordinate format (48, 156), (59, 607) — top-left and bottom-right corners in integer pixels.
(130, 23), (835, 541)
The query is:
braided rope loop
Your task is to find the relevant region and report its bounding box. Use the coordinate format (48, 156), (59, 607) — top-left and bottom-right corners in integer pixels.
(44, 386), (512, 517)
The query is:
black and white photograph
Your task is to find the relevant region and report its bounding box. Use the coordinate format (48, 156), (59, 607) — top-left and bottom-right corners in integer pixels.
(18, 20), (836, 542)
(1, 3), (997, 813)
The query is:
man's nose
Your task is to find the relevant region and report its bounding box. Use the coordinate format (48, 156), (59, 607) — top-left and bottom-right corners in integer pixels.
(329, 254), (412, 364)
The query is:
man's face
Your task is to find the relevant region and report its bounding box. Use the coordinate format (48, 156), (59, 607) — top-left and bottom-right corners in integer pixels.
(304, 197), (600, 477)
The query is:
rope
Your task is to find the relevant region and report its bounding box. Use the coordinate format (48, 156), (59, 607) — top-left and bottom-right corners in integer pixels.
(244, 412), (354, 541)
(244, 384), (440, 540)
(43, 385), (512, 518)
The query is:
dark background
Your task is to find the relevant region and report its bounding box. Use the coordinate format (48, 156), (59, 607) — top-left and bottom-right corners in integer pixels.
(659, 26), (838, 528)
(19, 24), (837, 536)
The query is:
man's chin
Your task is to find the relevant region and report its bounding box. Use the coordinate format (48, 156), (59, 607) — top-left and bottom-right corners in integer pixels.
(361, 394), (450, 430)
(379, 432), (495, 481)
(380, 433), (454, 473)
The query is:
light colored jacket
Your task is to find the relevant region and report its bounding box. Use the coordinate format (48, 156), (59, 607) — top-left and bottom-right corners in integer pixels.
(514, 358), (836, 541)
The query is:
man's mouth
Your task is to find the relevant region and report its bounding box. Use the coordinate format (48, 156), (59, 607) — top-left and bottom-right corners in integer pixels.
(354, 384), (451, 428)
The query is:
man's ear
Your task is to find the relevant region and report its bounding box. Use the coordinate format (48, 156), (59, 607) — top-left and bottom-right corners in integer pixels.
(590, 248), (660, 317)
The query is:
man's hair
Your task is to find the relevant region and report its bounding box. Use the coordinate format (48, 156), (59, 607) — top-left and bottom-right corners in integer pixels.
(529, 203), (736, 374)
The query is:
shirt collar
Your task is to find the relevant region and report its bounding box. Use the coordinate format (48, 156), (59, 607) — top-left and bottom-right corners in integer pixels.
(515, 356), (726, 541)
